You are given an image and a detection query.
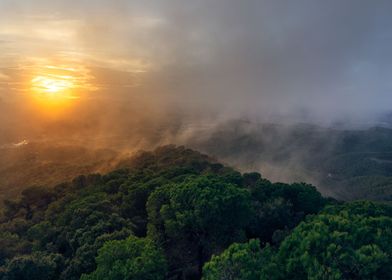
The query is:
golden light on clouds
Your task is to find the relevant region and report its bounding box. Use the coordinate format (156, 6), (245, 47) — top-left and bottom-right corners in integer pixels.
(0, 4), (159, 120)
(32, 75), (75, 96)
(31, 64), (96, 96)
(27, 64), (97, 117)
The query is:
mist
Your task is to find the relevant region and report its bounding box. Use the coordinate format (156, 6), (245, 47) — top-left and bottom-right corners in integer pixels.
(2, 3), (392, 279)
(2, 0), (392, 122)
(1, 1), (392, 200)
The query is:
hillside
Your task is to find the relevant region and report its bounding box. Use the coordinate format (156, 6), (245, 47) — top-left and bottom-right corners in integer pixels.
(188, 121), (392, 200)
(0, 146), (391, 279)
(3, 123), (392, 203)
(0, 142), (120, 202)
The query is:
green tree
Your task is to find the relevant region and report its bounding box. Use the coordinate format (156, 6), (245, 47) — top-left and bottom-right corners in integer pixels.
(263, 201), (392, 279)
(1, 253), (63, 280)
(80, 236), (167, 280)
(202, 239), (273, 280)
(0, 232), (31, 266)
(147, 176), (253, 278)
(247, 181), (326, 243)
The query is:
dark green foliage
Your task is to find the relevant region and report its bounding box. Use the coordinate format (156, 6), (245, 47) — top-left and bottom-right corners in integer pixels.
(268, 201), (392, 279)
(0, 232), (31, 266)
(0, 253), (63, 280)
(202, 239), (270, 280)
(2, 186), (55, 221)
(147, 176), (253, 278)
(247, 180), (327, 243)
(80, 236), (167, 280)
(0, 145), (389, 280)
(204, 201), (392, 280)
(0, 146), (256, 279)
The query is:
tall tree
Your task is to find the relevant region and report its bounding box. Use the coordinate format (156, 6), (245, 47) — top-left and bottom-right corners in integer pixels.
(80, 236), (167, 280)
(147, 176), (253, 278)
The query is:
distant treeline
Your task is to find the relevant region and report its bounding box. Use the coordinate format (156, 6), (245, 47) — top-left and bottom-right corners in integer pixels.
(189, 121), (392, 200)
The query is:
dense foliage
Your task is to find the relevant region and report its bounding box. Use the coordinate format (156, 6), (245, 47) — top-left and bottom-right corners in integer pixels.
(202, 239), (268, 280)
(203, 201), (392, 280)
(0, 145), (390, 279)
(80, 236), (167, 280)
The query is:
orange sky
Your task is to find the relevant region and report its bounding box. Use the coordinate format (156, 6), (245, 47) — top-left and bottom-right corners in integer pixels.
(0, 1), (162, 117)
(1, 0), (392, 125)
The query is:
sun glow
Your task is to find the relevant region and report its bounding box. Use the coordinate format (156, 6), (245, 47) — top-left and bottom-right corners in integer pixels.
(28, 64), (93, 116)
(30, 65), (82, 101)
(32, 75), (75, 96)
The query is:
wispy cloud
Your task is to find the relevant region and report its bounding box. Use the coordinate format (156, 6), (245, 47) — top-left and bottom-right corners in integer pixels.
(0, 0), (392, 122)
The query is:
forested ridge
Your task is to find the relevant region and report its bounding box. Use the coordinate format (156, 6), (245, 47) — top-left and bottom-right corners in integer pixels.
(0, 145), (391, 279)
(190, 121), (392, 201)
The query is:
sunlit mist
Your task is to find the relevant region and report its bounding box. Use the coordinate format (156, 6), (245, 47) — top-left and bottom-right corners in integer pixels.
(26, 64), (95, 117)
(32, 74), (75, 96)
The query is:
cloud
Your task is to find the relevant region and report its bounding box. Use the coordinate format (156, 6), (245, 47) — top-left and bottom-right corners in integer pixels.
(1, 0), (392, 123)
(0, 72), (10, 81)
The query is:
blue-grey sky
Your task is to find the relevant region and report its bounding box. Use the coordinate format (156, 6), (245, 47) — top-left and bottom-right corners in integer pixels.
(1, 0), (392, 123)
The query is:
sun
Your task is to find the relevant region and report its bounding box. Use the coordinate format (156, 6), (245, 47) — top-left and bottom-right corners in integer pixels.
(28, 63), (96, 116)
(29, 63), (96, 100)
(31, 69), (80, 102)
(29, 65), (86, 116)
(31, 75), (74, 96)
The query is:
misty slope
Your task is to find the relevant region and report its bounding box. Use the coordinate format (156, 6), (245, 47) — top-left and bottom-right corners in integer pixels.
(2, 120), (392, 202)
(0, 142), (120, 202)
(0, 145), (391, 280)
(187, 120), (392, 200)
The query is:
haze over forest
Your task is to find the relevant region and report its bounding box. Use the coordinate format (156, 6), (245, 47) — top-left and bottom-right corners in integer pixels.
(2, 1), (392, 202)
(2, 1), (392, 280)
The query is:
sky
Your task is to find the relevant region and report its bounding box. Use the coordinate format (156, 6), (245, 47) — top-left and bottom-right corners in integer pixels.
(1, 0), (392, 126)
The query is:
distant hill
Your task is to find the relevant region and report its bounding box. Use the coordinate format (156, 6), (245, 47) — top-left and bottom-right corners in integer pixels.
(187, 121), (392, 200)
(3, 121), (392, 202)
(0, 143), (216, 204)
(0, 142), (120, 202)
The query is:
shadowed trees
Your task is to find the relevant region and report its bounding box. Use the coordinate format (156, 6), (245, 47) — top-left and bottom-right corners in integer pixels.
(1, 146), (389, 280)
(147, 176), (253, 278)
(80, 236), (167, 280)
(203, 201), (392, 280)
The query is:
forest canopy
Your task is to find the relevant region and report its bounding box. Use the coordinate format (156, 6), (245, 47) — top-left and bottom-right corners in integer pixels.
(0, 145), (390, 280)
